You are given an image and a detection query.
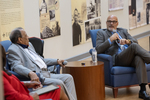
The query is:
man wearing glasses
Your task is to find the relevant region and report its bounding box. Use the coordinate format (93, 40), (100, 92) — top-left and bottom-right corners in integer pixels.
(96, 15), (150, 100)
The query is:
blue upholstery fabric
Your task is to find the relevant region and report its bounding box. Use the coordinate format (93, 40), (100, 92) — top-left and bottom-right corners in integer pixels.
(111, 66), (135, 75)
(111, 64), (150, 75)
(89, 29), (100, 47)
(56, 65), (61, 74)
(0, 40), (12, 70)
(146, 64), (150, 71)
(89, 29), (150, 88)
(0, 40), (12, 52)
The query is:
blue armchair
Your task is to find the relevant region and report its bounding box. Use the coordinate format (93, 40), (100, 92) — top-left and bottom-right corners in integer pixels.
(89, 29), (150, 98)
(0, 40), (35, 81)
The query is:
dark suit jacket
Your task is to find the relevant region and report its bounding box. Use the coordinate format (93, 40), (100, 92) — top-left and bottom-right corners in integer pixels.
(96, 28), (138, 64)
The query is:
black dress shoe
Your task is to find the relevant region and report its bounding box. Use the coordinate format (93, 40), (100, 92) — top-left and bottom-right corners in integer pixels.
(139, 91), (150, 100)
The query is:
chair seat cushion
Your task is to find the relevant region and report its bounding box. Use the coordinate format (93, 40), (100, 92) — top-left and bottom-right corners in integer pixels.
(146, 63), (150, 71)
(111, 64), (150, 75)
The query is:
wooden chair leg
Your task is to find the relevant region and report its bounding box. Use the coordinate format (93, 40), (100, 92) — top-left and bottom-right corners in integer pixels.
(113, 88), (118, 98)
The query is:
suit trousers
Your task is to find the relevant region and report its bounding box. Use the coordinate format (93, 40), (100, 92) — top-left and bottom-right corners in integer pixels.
(115, 43), (150, 84)
(43, 73), (77, 100)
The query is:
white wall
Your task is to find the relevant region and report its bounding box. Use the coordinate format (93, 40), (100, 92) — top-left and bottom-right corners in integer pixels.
(23, 0), (40, 37)
(23, 0), (150, 59)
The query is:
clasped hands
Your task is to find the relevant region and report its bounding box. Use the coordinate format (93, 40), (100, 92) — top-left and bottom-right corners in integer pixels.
(109, 33), (131, 45)
(24, 81), (41, 89)
(24, 81), (42, 100)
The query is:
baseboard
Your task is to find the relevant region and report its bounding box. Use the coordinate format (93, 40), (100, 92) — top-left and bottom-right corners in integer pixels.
(133, 30), (150, 39)
(65, 52), (91, 62)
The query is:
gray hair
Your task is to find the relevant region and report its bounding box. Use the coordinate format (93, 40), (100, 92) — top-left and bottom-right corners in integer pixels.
(9, 27), (23, 43)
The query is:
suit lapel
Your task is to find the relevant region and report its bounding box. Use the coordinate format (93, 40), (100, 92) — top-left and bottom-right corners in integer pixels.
(117, 29), (124, 38)
(106, 30), (112, 37)
(17, 44), (36, 63)
(105, 29), (125, 39)
(15, 44), (44, 69)
(28, 46), (37, 55)
(28, 45), (44, 61)
(27, 46), (46, 69)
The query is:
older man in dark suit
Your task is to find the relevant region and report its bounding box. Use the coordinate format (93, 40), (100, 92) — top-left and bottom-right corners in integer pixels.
(96, 15), (150, 100)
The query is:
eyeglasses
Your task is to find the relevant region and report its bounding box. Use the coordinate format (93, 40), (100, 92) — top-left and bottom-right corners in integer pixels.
(107, 20), (118, 24)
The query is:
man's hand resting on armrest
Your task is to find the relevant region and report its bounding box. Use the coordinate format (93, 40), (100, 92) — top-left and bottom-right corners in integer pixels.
(57, 59), (65, 68)
(28, 71), (40, 82)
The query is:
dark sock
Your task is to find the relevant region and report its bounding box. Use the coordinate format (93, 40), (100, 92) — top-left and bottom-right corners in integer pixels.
(140, 83), (146, 92)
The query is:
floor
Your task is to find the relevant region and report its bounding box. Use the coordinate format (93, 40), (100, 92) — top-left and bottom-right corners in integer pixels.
(105, 86), (150, 100)
(63, 57), (150, 100)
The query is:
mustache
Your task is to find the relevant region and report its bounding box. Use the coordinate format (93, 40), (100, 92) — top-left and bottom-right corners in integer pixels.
(109, 25), (114, 27)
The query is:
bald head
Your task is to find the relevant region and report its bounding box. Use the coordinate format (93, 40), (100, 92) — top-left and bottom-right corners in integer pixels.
(107, 15), (118, 21)
(106, 15), (118, 31)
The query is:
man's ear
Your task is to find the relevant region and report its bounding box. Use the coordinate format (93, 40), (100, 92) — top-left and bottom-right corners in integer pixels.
(116, 22), (119, 27)
(17, 37), (21, 44)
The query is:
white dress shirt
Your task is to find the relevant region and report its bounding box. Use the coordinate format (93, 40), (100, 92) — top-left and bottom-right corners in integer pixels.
(24, 48), (47, 69)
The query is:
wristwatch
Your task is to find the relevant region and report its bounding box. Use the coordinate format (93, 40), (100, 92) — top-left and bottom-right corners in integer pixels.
(127, 39), (131, 44)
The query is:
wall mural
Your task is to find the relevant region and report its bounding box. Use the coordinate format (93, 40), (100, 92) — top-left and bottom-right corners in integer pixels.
(108, 0), (124, 11)
(39, 0), (61, 39)
(71, 0), (101, 46)
(0, 0), (24, 41)
(129, 0), (150, 29)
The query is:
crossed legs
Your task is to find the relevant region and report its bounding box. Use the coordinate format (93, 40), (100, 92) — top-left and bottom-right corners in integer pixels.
(115, 43), (150, 100)
(115, 43), (150, 83)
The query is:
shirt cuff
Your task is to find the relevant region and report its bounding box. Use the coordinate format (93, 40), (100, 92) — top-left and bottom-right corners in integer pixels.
(108, 38), (112, 45)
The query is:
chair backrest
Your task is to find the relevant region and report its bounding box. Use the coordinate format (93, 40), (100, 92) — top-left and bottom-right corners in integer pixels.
(89, 29), (101, 47)
(0, 40), (12, 52)
(29, 37), (44, 57)
(0, 40), (12, 70)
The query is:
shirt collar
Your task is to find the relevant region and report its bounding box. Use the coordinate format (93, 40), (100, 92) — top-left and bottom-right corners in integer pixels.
(110, 30), (118, 34)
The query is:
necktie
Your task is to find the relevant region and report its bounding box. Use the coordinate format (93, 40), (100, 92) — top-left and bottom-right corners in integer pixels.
(112, 30), (126, 51)
(115, 40), (125, 51)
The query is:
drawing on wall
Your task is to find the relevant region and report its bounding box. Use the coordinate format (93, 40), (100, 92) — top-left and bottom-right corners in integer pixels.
(49, 10), (55, 21)
(108, 0), (124, 11)
(0, 0), (25, 41)
(129, 0), (137, 29)
(39, 0), (47, 15)
(85, 17), (101, 41)
(129, 0), (150, 29)
(39, 0), (61, 39)
(146, 3), (150, 24)
(71, 0), (101, 46)
(72, 8), (82, 46)
(86, 0), (101, 20)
